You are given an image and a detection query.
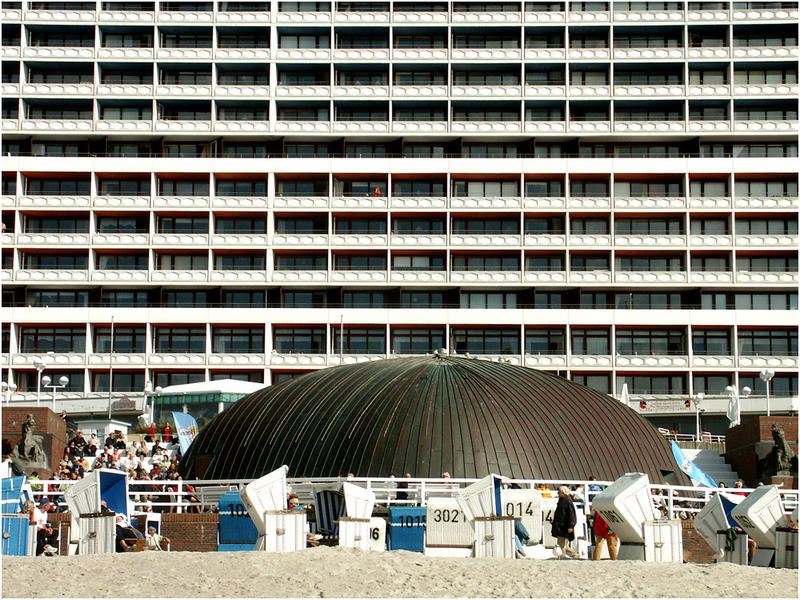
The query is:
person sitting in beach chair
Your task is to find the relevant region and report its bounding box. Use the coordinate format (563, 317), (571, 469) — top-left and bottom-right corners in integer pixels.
(145, 526), (171, 551)
(115, 514), (143, 552)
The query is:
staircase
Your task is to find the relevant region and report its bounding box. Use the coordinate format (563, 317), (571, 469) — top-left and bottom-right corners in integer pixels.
(682, 448), (740, 486)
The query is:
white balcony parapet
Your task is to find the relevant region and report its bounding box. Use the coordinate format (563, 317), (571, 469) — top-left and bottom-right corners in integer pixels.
(215, 120), (271, 133)
(333, 48), (390, 60)
(524, 196), (566, 209)
(332, 121), (390, 133)
(738, 355), (798, 369)
(524, 234), (566, 247)
(392, 11), (448, 23)
(689, 196), (732, 209)
(274, 120), (331, 133)
(450, 196), (521, 209)
(615, 120), (685, 133)
(569, 11), (610, 22)
(452, 85), (521, 98)
(95, 120), (153, 132)
(334, 10), (389, 23)
(20, 195), (91, 208)
(450, 48), (521, 61)
(734, 195), (798, 210)
(687, 46), (730, 59)
(209, 270), (268, 283)
(687, 10), (729, 22)
(569, 120), (611, 133)
(273, 196), (329, 209)
(212, 195), (269, 209)
(569, 234), (611, 246)
(275, 85), (329, 98)
(272, 270), (328, 283)
(570, 354), (613, 367)
(2, 83), (19, 95)
(328, 354), (386, 366)
(330, 234), (388, 246)
(732, 8), (798, 21)
(452, 120), (522, 133)
(687, 84), (731, 97)
(525, 120), (567, 133)
(689, 271), (734, 284)
(524, 270), (567, 283)
(613, 10), (684, 22)
(615, 196), (686, 209)
(736, 271), (798, 284)
(333, 85), (389, 97)
(614, 85), (686, 97)
(734, 120), (799, 133)
(215, 48), (271, 60)
(736, 234), (798, 248)
(523, 11), (565, 23)
(390, 196), (447, 209)
(22, 83), (93, 96)
(614, 47), (684, 60)
(277, 10), (331, 23)
(452, 11), (521, 23)
(451, 270), (522, 283)
(24, 46), (95, 59)
(689, 235), (733, 247)
(275, 48), (331, 60)
(568, 196), (611, 209)
(92, 233), (150, 246)
(16, 233), (89, 246)
(331, 196), (387, 209)
(22, 119), (93, 132)
(525, 354), (567, 368)
(14, 269), (89, 282)
(210, 234), (268, 246)
(153, 196), (210, 208)
(155, 120), (213, 133)
(94, 195), (151, 209)
(389, 271), (447, 283)
(207, 353), (266, 367)
(1, 47), (20, 59)
(150, 270), (209, 282)
(733, 83), (798, 97)
(91, 270), (149, 282)
(269, 353), (328, 366)
(157, 84), (212, 97)
(692, 355), (735, 369)
(97, 47), (154, 60)
(217, 85), (271, 97)
(330, 270), (387, 282)
(97, 84), (154, 96)
(272, 233), (328, 246)
(2, 8), (21, 20)
(158, 10), (213, 23)
(391, 48), (448, 60)
(615, 355), (689, 368)
(390, 234), (447, 246)
(13, 352), (86, 367)
(615, 271), (688, 284)
(98, 9), (155, 22)
(567, 48), (610, 60)
(450, 234), (521, 247)
(732, 46), (799, 59)
(392, 85), (448, 97)
(88, 353), (146, 366)
(524, 85), (566, 97)
(156, 48), (213, 60)
(614, 234), (685, 248)
(148, 353), (207, 366)
(2, 195), (15, 208)
(570, 270), (612, 283)
(523, 48), (566, 60)
(216, 11), (270, 23)
(392, 120), (448, 133)
(569, 85), (611, 97)
(151, 233), (209, 246)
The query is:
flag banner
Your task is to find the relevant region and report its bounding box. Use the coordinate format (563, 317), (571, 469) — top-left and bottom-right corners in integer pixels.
(172, 411), (199, 455)
(671, 441), (717, 488)
(726, 391), (740, 428)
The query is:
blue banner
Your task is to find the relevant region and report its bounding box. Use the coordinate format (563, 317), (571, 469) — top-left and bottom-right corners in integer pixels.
(671, 441), (717, 488)
(172, 411), (199, 455)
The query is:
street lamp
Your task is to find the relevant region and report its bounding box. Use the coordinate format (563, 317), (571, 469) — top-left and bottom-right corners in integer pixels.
(759, 369), (774, 416)
(693, 392), (704, 442)
(1, 382), (17, 406)
(42, 375), (69, 412)
(33, 358), (47, 408)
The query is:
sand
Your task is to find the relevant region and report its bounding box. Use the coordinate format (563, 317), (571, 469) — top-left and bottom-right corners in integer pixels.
(2, 546), (797, 599)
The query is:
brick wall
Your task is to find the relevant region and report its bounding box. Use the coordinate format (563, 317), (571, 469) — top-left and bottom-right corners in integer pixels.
(134, 513), (220, 552)
(2, 407), (68, 479)
(681, 520), (714, 564)
(725, 416), (798, 487)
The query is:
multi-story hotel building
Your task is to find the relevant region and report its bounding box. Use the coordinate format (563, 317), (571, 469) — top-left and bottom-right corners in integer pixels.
(1, 1), (797, 430)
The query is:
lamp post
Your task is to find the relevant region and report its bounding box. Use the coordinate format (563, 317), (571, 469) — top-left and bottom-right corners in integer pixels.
(1, 382), (17, 406)
(693, 392), (704, 442)
(33, 359), (47, 408)
(42, 375), (69, 412)
(759, 369), (774, 416)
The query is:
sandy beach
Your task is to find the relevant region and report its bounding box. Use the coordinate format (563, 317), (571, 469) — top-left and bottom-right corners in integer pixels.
(2, 546), (797, 599)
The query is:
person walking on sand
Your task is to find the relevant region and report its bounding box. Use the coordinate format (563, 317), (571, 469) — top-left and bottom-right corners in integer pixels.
(552, 485), (579, 559)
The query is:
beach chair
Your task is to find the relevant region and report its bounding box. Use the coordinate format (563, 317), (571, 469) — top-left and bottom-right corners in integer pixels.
(339, 483), (377, 550)
(312, 484), (347, 540)
(694, 492), (747, 564)
(731, 485), (790, 566)
(241, 466), (307, 552)
(454, 474), (515, 558)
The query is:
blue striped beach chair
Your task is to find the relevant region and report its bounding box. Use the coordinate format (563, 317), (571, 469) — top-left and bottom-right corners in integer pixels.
(312, 484), (346, 540)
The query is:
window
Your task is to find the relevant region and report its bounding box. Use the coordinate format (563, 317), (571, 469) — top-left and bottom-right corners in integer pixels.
(463, 143), (518, 158)
(393, 105), (447, 121)
(452, 254), (520, 271)
(392, 328), (445, 354)
(94, 326), (146, 353)
(736, 255), (797, 272)
(614, 32), (682, 48)
(615, 180), (683, 197)
(279, 33), (330, 48)
(96, 215), (148, 233)
(335, 217), (386, 234)
(571, 218), (609, 234)
(335, 105), (388, 121)
(282, 290), (325, 307)
(102, 289), (149, 307)
(275, 216), (327, 234)
(277, 104), (329, 121)
(160, 32), (212, 48)
(27, 66), (93, 83)
(402, 142), (446, 157)
(284, 143), (330, 158)
(691, 255), (730, 272)
(689, 68), (728, 85)
(526, 328), (565, 354)
(570, 254), (609, 271)
(336, 69), (388, 85)
(452, 180), (519, 197)
(739, 374), (797, 396)
(158, 216), (209, 233)
(735, 180), (798, 197)
(570, 180), (608, 197)
(218, 104), (268, 121)
(343, 290), (385, 307)
(568, 31), (608, 48)
(218, 31), (269, 48)
(216, 179), (267, 196)
(525, 104), (564, 121)
(278, 69), (328, 85)
(337, 178), (387, 195)
(24, 215), (88, 233)
(26, 289), (89, 307)
(525, 67), (565, 85)
(453, 33), (519, 48)
(96, 253), (148, 270)
(212, 327), (264, 353)
(734, 31), (798, 47)
(571, 328), (609, 354)
(156, 254), (208, 270)
(392, 181), (445, 196)
(732, 142), (798, 158)
(392, 254), (444, 271)
(394, 32), (446, 48)
(401, 290), (444, 308)
(107, 141), (152, 157)
(336, 32), (388, 49)
(215, 217), (266, 234)
(692, 329), (731, 355)
(276, 180), (328, 196)
(616, 329), (686, 355)
(526, 254), (564, 271)
(280, 2), (332, 11)
(102, 31), (153, 47)
(570, 69), (608, 85)
(690, 181), (729, 198)
(692, 374), (733, 395)
(735, 218), (798, 236)
(394, 70), (446, 85)
(616, 104), (683, 121)
(158, 179), (209, 196)
(738, 329), (797, 356)
(451, 328), (520, 354)
(453, 70), (520, 85)
(460, 291), (517, 309)
(614, 68), (682, 85)
(613, 143), (680, 158)
(219, 67), (269, 85)
(29, 30), (94, 47)
(453, 105), (520, 122)
(214, 254), (265, 270)
(615, 218), (683, 235)
(20, 326), (86, 352)
(222, 289), (266, 308)
(98, 179), (150, 196)
(23, 253), (88, 269)
(26, 177), (90, 195)
(101, 68), (152, 84)
(273, 327), (326, 353)
(690, 218), (728, 237)
(571, 373), (610, 394)
(580, 291), (611, 309)
(274, 254), (327, 270)
(614, 292), (681, 309)
(158, 103), (211, 120)
(343, 143), (387, 158)
(616, 374), (686, 394)
(452, 218), (519, 235)
(16, 370), (83, 393)
(734, 68), (798, 85)
(525, 181), (563, 197)
(163, 290), (209, 307)
(92, 371), (146, 393)
(616, 255), (684, 271)
(333, 327), (386, 354)
(734, 292), (797, 311)
(154, 327), (206, 353)
(734, 104), (798, 121)
(334, 254), (386, 271)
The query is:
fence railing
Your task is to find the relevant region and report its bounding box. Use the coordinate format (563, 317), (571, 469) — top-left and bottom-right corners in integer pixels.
(28, 477), (799, 521)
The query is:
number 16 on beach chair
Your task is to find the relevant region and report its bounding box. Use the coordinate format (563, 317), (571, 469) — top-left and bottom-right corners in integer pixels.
(241, 466), (306, 552)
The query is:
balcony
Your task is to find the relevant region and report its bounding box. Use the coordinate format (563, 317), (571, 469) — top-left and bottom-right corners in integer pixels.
(452, 10), (521, 23)
(524, 234), (566, 248)
(570, 354), (612, 368)
(613, 9), (684, 23)
(450, 196), (521, 209)
(97, 47), (154, 60)
(451, 120), (521, 134)
(450, 234), (521, 247)
(329, 269), (387, 283)
(568, 10), (609, 23)
(21, 119), (93, 133)
(689, 271), (733, 284)
(392, 120), (448, 133)
(523, 48), (566, 60)
(391, 48), (448, 60)
(93, 195), (151, 209)
(269, 353), (328, 366)
(157, 84), (212, 97)
(274, 120), (331, 133)
(451, 270), (521, 283)
(332, 48), (390, 61)
(567, 196), (611, 209)
(687, 8), (729, 22)
(13, 353), (86, 367)
(614, 84), (684, 98)
(331, 195), (387, 209)
(737, 355), (798, 370)
(392, 10), (448, 24)
(97, 84), (154, 97)
(13, 269), (89, 282)
(275, 85), (330, 98)
(156, 48), (213, 60)
(524, 354), (566, 369)
(91, 269), (149, 283)
(272, 269), (328, 283)
(92, 232), (150, 246)
(523, 270), (567, 283)
(734, 119), (798, 133)
(390, 196), (447, 209)
(736, 271), (798, 284)
(151, 233), (209, 246)
(691, 355), (735, 369)
(734, 195), (798, 210)
(19, 195), (91, 208)
(88, 353), (146, 367)
(390, 233), (447, 246)
(150, 270), (209, 283)
(148, 353), (207, 366)
(615, 196), (686, 209)
(215, 47), (270, 60)
(24, 46), (95, 59)
(614, 47), (684, 60)
(567, 48), (610, 60)
(211, 233), (268, 246)
(615, 120), (685, 133)
(732, 7), (799, 22)
(523, 11), (565, 24)
(451, 48), (521, 61)
(614, 270), (688, 284)
(330, 234), (388, 246)
(688, 196), (732, 209)
(615, 355), (689, 368)
(95, 119), (154, 133)
(570, 270), (612, 283)
(333, 85), (389, 97)
(688, 120), (732, 133)
(736, 234), (798, 248)
(277, 11), (331, 24)
(331, 120), (390, 134)
(15, 232), (89, 246)
(569, 234), (611, 247)
(569, 120), (611, 133)
(452, 85), (521, 98)
(24, 8), (95, 22)
(333, 10), (389, 23)
(389, 270), (447, 283)
(524, 85), (566, 98)
(688, 84), (731, 97)
(153, 196), (210, 209)
(569, 85), (611, 98)
(524, 196), (566, 209)
(687, 46), (730, 59)
(614, 234), (685, 249)
(275, 48), (331, 60)
(272, 233), (328, 247)
(273, 196), (328, 209)
(98, 9), (155, 23)
(732, 46), (799, 59)
(209, 270), (268, 283)
(688, 234), (733, 248)
(524, 120), (567, 133)
(216, 11), (270, 24)
(22, 83), (93, 97)
(215, 120), (271, 133)
(733, 83), (799, 97)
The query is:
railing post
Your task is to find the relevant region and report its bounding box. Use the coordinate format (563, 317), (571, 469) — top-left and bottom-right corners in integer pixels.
(177, 480), (183, 514)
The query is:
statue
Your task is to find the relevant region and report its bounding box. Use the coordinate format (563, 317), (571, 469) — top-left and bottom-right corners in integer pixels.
(12, 413), (47, 467)
(758, 423), (798, 479)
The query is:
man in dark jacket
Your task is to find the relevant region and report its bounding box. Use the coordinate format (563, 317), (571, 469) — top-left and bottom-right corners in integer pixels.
(551, 485), (579, 558)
